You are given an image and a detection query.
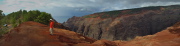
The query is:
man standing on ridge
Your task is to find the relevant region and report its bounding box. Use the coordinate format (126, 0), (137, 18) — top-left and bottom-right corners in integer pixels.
(49, 19), (54, 35)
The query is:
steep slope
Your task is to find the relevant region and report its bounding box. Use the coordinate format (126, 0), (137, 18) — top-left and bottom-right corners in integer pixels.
(0, 21), (96, 46)
(54, 22), (70, 30)
(0, 21), (180, 46)
(115, 21), (180, 46)
(63, 5), (180, 41)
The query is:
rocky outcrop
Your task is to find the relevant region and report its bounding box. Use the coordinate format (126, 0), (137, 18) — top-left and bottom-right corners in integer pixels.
(115, 21), (180, 46)
(63, 5), (180, 41)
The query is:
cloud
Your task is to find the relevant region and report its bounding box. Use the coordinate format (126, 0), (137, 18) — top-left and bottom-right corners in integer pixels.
(1, 0), (180, 13)
(1, 0), (180, 22)
(140, 2), (180, 7)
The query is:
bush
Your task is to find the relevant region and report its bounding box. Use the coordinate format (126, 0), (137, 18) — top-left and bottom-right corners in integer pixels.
(0, 10), (53, 26)
(34, 12), (52, 25)
(0, 27), (8, 37)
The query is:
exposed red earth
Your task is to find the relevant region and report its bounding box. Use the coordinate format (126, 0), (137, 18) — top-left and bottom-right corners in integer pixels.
(0, 21), (96, 46)
(114, 22), (180, 46)
(0, 21), (180, 46)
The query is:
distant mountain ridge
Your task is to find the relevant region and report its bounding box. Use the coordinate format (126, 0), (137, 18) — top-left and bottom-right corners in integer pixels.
(83, 5), (180, 19)
(63, 5), (180, 41)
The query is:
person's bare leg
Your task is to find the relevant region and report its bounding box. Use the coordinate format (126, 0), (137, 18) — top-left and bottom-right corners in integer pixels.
(49, 28), (53, 35)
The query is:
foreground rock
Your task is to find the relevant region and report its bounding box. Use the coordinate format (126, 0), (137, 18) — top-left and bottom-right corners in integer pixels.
(115, 22), (180, 46)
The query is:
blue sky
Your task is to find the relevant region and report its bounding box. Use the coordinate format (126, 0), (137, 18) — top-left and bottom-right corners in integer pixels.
(0, 0), (180, 23)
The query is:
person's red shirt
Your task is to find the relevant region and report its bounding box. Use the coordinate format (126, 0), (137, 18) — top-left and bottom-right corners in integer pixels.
(50, 21), (54, 28)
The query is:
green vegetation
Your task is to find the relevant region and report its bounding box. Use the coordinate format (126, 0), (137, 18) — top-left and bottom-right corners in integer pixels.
(83, 15), (99, 18)
(0, 10), (5, 20)
(0, 10), (53, 37)
(102, 10), (121, 18)
(0, 10), (52, 27)
(34, 12), (52, 25)
(82, 10), (121, 19)
(164, 5), (180, 10)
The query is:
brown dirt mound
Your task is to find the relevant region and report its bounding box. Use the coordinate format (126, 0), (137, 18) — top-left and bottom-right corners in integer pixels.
(0, 21), (96, 46)
(114, 22), (180, 46)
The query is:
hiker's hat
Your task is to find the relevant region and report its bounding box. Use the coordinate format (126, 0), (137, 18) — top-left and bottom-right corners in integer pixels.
(50, 19), (53, 21)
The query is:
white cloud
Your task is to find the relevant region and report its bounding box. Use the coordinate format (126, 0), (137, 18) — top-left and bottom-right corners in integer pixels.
(140, 2), (180, 7)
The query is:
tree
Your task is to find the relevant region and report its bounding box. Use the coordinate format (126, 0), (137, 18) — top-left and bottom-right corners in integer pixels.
(0, 9), (54, 37)
(0, 10), (5, 20)
(34, 12), (52, 25)
(0, 10), (53, 27)
(0, 10), (2, 14)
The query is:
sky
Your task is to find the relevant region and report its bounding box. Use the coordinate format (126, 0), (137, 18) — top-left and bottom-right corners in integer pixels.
(0, 0), (180, 23)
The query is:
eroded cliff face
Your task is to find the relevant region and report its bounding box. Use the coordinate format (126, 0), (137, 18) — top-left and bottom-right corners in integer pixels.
(63, 5), (180, 41)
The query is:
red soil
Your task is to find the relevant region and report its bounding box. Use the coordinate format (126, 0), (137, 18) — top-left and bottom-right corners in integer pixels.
(114, 23), (180, 46)
(1, 21), (180, 46)
(0, 21), (96, 46)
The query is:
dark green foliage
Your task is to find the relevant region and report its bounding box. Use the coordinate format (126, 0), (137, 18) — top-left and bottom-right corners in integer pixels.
(163, 5), (180, 10)
(0, 10), (53, 27)
(34, 12), (52, 25)
(0, 26), (8, 37)
(102, 11), (121, 18)
(0, 10), (5, 20)
(0, 10), (53, 37)
(82, 15), (99, 18)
